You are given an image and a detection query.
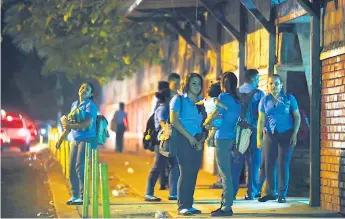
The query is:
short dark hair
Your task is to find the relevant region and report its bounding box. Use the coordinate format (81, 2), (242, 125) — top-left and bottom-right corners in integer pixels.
(119, 102), (125, 110)
(207, 82), (221, 98)
(155, 88), (170, 103)
(168, 73), (180, 82)
(157, 81), (169, 91)
(182, 73), (203, 95)
(244, 69), (259, 83)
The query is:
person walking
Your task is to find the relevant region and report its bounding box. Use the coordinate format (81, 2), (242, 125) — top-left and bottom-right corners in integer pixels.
(113, 102), (128, 153)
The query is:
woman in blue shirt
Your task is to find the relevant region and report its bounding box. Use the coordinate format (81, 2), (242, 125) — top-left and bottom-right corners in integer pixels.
(61, 82), (98, 205)
(257, 75), (301, 203)
(145, 88), (179, 202)
(204, 72), (241, 217)
(170, 73), (205, 216)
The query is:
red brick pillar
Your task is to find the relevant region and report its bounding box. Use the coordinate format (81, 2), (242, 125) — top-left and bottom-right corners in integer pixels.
(320, 53), (345, 214)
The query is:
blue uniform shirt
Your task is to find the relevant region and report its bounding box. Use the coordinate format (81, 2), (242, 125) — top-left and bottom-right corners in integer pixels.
(170, 93), (203, 136)
(154, 103), (169, 130)
(238, 83), (265, 128)
(259, 92), (299, 134)
(70, 99), (98, 142)
(215, 93), (242, 140)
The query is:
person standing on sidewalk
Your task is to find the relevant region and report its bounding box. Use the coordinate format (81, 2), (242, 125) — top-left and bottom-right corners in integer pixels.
(61, 82), (98, 205)
(257, 74), (301, 203)
(232, 69), (265, 200)
(204, 72), (241, 217)
(170, 73), (205, 216)
(113, 102), (128, 153)
(145, 88), (179, 202)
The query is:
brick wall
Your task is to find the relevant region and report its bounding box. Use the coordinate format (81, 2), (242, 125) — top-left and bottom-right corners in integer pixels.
(321, 53), (345, 214)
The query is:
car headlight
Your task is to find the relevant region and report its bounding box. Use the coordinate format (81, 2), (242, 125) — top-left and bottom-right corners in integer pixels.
(40, 128), (47, 135)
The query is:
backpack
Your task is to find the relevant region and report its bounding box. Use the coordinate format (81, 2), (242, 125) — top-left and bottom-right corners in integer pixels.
(234, 89), (259, 154)
(143, 113), (159, 152)
(96, 115), (110, 145)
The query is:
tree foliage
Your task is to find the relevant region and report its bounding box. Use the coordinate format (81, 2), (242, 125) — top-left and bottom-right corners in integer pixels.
(4, 0), (165, 82)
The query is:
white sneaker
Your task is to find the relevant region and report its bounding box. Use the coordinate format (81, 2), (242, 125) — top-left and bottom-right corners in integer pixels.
(66, 197), (78, 205)
(70, 198), (83, 205)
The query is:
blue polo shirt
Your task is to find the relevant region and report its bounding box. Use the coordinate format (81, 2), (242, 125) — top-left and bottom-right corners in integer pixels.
(154, 103), (169, 130)
(170, 93), (203, 136)
(238, 83), (265, 128)
(215, 93), (242, 140)
(259, 92), (299, 134)
(70, 99), (98, 142)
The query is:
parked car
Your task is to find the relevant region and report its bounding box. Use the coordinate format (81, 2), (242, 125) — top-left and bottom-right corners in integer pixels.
(1, 113), (31, 152)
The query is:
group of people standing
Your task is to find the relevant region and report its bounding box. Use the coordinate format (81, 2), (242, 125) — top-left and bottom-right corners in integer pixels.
(145, 70), (301, 217)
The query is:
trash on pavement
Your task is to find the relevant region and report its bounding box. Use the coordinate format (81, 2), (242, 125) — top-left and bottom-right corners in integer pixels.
(154, 211), (167, 219)
(127, 167), (134, 173)
(124, 161), (129, 166)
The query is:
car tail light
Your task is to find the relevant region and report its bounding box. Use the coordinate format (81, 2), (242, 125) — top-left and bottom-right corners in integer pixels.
(7, 116), (13, 122)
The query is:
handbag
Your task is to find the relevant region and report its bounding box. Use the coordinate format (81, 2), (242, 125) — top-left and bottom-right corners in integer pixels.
(158, 95), (182, 157)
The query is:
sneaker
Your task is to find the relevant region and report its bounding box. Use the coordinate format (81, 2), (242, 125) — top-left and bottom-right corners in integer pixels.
(145, 195), (161, 202)
(70, 198), (83, 205)
(66, 197), (78, 205)
(178, 209), (193, 216)
(168, 195), (178, 200)
(278, 196), (287, 203)
(244, 195), (254, 200)
(211, 208), (233, 217)
(258, 195), (277, 202)
(189, 207), (201, 214)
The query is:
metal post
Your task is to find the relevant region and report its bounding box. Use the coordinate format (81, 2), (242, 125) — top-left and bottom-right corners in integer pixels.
(309, 0), (321, 207)
(92, 149), (99, 218)
(239, 4), (246, 84)
(100, 163), (111, 218)
(82, 143), (91, 218)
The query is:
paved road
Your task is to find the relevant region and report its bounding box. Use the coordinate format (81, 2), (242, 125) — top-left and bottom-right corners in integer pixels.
(1, 146), (57, 218)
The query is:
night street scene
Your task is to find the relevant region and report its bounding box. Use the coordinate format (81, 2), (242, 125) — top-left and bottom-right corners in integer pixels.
(1, 0), (345, 218)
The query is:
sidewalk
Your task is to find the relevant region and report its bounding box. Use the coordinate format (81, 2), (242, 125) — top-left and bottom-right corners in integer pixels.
(49, 149), (343, 218)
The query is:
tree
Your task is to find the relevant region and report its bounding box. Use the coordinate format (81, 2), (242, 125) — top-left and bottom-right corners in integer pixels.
(3, 0), (165, 82)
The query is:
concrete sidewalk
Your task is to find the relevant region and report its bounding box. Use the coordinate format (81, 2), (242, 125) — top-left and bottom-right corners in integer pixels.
(48, 149), (343, 218)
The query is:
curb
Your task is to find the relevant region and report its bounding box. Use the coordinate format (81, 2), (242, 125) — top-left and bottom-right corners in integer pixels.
(46, 162), (81, 218)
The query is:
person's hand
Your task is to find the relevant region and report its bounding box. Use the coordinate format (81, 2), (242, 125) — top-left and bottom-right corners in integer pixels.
(62, 121), (71, 130)
(194, 141), (203, 151)
(55, 142), (61, 150)
(188, 136), (199, 149)
(290, 132), (298, 147)
(203, 123), (212, 130)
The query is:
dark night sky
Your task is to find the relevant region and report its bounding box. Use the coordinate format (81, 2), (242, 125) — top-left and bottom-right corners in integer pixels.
(1, 5), (28, 112)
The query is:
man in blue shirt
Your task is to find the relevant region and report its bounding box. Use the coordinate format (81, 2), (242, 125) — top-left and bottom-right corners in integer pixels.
(113, 102), (128, 153)
(232, 69), (265, 200)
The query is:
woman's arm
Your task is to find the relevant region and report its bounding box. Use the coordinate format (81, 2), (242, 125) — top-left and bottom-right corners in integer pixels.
(257, 112), (267, 149)
(203, 109), (220, 127)
(64, 117), (93, 130)
(290, 110), (301, 146)
(215, 99), (228, 110)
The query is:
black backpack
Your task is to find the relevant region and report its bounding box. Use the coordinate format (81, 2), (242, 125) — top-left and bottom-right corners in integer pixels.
(143, 113), (159, 152)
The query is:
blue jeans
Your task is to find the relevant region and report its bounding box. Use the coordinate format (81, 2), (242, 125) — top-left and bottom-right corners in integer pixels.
(215, 139), (235, 210)
(232, 130), (261, 198)
(146, 147), (179, 196)
(264, 129), (294, 197)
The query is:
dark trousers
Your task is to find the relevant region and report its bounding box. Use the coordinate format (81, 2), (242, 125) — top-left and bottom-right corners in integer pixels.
(115, 124), (125, 153)
(257, 146), (277, 195)
(69, 141), (87, 199)
(232, 129), (262, 198)
(176, 133), (202, 210)
(264, 129), (294, 197)
(146, 148), (179, 196)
